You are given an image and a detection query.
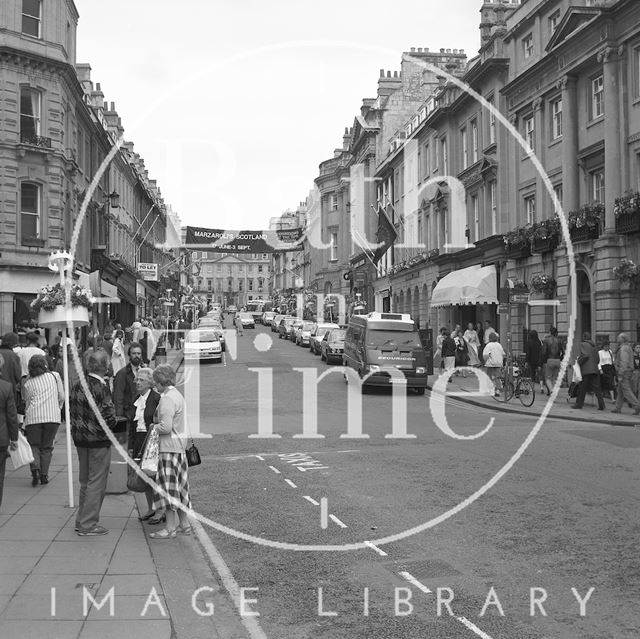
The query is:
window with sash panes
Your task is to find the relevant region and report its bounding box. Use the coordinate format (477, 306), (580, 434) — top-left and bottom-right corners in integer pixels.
(523, 33), (534, 59)
(591, 75), (604, 119)
(471, 120), (478, 163)
(591, 170), (605, 203)
(330, 232), (338, 261)
(20, 87), (41, 141)
(472, 195), (479, 241)
(490, 182), (497, 235)
(487, 97), (496, 144)
(524, 115), (535, 151)
(461, 127), (468, 168)
(525, 195), (536, 224)
(551, 98), (562, 139)
(22, 0), (41, 38)
(20, 182), (41, 242)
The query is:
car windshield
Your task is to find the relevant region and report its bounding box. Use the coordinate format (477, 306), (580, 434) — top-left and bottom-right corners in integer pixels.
(302, 322), (315, 331)
(329, 329), (346, 341)
(187, 331), (218, 343)
(283, 319), (295, 326)
(239, 313), (252, 319)
(366, 329), (421, 349)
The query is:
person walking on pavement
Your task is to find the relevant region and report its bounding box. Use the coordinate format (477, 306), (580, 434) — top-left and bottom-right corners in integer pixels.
(17, 332), (44, 377)
(574, 332), (605, 410)
(631, 343), (640, 399)
(23, 354), (64, 486)
(598, 340), (616, 401)
(542, 326), (564, 396)
(113, 343), (143, 438)
(131, 368), (161, 522)
(612, 332), (640, 414)
(463, 322), (481, 367)
(525, 329), (544, 392)
(483, 320), (498, 345)
(70, 349), (117, 536)
(0, 354), (19, 512)
(482, 333), (505, 396)
(235, 314), (244, 336)
(0, 333), (22, 401)
(148, 365), (192, 539)
(441, 329), (456, 379)
(111, 329), (126, 376)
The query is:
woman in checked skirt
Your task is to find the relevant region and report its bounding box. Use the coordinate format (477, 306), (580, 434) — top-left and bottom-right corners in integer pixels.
(148, 364), (192, 539)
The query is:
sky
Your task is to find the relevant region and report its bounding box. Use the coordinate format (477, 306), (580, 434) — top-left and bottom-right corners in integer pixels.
(75, 0), (481, 230)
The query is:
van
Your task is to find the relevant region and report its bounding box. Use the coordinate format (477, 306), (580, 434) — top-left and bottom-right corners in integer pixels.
(343, 312), (428, 394)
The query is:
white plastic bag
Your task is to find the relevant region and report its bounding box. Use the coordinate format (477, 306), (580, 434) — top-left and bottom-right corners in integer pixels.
(572, 362), (582, 384)
(9, 430), (34, 470)
(140, 428), (160, 476)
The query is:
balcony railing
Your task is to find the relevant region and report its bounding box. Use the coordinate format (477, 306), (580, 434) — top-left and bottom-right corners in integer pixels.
(20, 132), (52, 148)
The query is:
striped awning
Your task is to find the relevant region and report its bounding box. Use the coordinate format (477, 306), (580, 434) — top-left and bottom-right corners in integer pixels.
(431, 264), (498, 307)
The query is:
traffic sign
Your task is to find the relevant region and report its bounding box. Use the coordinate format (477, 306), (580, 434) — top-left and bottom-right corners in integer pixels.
(498, 303), (510, 314)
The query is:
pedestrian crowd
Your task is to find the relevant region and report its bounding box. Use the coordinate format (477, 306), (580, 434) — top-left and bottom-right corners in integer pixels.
(0, 315), (193, 538)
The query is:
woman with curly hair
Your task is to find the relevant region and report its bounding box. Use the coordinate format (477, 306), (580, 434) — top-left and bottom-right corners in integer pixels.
(148, 364), (192, 539)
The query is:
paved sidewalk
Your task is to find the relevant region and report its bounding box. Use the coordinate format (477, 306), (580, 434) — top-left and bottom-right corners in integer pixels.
(0, 347), (249, 639)
(434, 372), (640, 427)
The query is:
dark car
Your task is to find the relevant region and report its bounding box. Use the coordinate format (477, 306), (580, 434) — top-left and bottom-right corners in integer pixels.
(320, 328), (346, 364)
(278, 317), (296, 339)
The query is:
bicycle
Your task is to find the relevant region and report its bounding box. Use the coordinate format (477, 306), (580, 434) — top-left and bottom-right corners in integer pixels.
(492, 356), (536, 407)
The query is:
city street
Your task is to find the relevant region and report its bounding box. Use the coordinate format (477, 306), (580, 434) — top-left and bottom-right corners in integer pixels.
(185, 321), (640, 639)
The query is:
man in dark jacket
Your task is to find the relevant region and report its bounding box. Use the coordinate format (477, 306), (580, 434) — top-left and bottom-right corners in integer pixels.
(0, 333), (22, 399)
(70, 350), (116, 536)
(441, 329), (457, 379)
(0, 353), (19, 511)
(574, 331), (605, 410)
(113, 342), (143, 428)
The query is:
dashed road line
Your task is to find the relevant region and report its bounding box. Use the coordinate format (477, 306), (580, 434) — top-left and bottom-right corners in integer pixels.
(364, 540), (387, 556)
(267, 465), (281, 474)
(303, 495), (319, 506)
(329, 514), (347, 528)
(284, 479), (297, 488)
(456, 616), (495, 639)
(398, 571), (432, 595)
(397, 572), (493, 639)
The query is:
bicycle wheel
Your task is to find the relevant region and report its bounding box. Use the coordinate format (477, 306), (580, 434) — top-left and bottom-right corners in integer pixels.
(517, 378), (535, 407)
(493, 377), (514, 403)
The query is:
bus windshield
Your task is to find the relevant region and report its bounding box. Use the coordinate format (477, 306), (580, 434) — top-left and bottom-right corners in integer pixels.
(366, 329), (422, 350)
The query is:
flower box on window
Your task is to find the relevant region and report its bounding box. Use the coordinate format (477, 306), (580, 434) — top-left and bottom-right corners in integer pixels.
(22, 236), (45, 248)
(504, 240), (531, 259)
(568, 203), (603, 242)
(615, 211), (640, 235)
(531, 236), (558, 253)
(569, 225), (600, 242)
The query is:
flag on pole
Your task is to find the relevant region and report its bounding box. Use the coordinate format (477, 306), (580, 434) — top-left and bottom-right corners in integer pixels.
(373, 204), (397, 264)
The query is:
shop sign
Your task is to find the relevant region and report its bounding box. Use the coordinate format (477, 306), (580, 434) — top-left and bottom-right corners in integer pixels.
(509, 291), (529, 304)
(498, 303), (510, 314)
(138, 262), (159, 281)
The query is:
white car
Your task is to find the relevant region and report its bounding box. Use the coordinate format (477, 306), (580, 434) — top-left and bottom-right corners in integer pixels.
(309, 323), (340, 355)
(184, 330), (223, 362)
(238, 312), (255, 328)
(262, 311), (276, 326)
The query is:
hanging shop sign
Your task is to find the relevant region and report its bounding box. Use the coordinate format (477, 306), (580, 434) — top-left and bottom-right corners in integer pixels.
(138, 262), (159, 281)
(185, 226), (303, 253)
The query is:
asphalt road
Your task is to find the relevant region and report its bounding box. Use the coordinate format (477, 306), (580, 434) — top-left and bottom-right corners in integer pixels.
(183, 319), (640, 639)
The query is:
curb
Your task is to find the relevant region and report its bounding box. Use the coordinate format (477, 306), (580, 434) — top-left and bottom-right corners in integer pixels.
(427, 383), (639, 428)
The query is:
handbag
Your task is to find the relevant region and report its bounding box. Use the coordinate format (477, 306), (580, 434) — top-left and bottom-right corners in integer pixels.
(127, 463), (149, 492)
(140, 428), (160, 476)
(9, 430), (34, 470)
(572, 362), (583, 383)
(185, 439), (201, 467)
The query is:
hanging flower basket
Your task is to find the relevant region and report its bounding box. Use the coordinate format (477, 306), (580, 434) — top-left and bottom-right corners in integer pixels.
(38, 306), (90, 328)
(530, 274), (556, 299)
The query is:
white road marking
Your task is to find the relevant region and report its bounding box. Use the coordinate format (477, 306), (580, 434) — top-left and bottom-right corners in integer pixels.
(190, 517), (269, 639)
(303, 495), (319, 506)
(320, 498), (328, 529)
(284, 479), (297, 488)
(267, 465), (281, 474)
(364, 540), (387, 556)
(255, 455), (265, 461)
(398, 571), (432, 594)
(222, 352), (227, 367)
(456, 615), (495, 639)
(219, 449), (361, 460)
(329, 514), (347, 528)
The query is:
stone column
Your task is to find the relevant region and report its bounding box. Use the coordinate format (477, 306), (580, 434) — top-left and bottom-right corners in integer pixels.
(599, 46), (622, 232)
(560, 76), (579, 215)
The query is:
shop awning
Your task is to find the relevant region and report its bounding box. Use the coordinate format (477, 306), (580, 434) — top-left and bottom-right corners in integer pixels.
(430, 264), (498, 307)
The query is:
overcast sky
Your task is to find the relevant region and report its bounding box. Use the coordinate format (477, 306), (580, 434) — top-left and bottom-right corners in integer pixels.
(75, 0), (481, 230)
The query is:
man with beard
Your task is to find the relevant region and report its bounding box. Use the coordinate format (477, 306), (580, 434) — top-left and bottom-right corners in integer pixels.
(113, 343), (143, 431)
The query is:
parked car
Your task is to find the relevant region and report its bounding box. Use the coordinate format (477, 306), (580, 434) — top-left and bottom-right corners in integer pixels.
(293, 321), (316, 346)
(271, 314), (286, 332)
(288, 318), (304, 341)
(262, 311), (276, 326)
(277, 317), (296, 339)
(184, 329), (223, 362)
(320, 328), (347, 364)
(238, 312), (256, 328)
(309, 322), (340, 355)
(227, 305), (238, 313)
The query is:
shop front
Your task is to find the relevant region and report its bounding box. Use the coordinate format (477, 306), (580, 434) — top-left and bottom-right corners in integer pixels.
(117, 271), (137, 327)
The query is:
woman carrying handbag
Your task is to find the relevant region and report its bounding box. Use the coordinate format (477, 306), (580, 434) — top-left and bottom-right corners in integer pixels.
(148, 364), (192, 539)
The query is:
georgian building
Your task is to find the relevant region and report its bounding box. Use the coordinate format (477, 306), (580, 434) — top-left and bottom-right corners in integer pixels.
(190, 250), (270, 309)
(0, 0), (175, 335)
